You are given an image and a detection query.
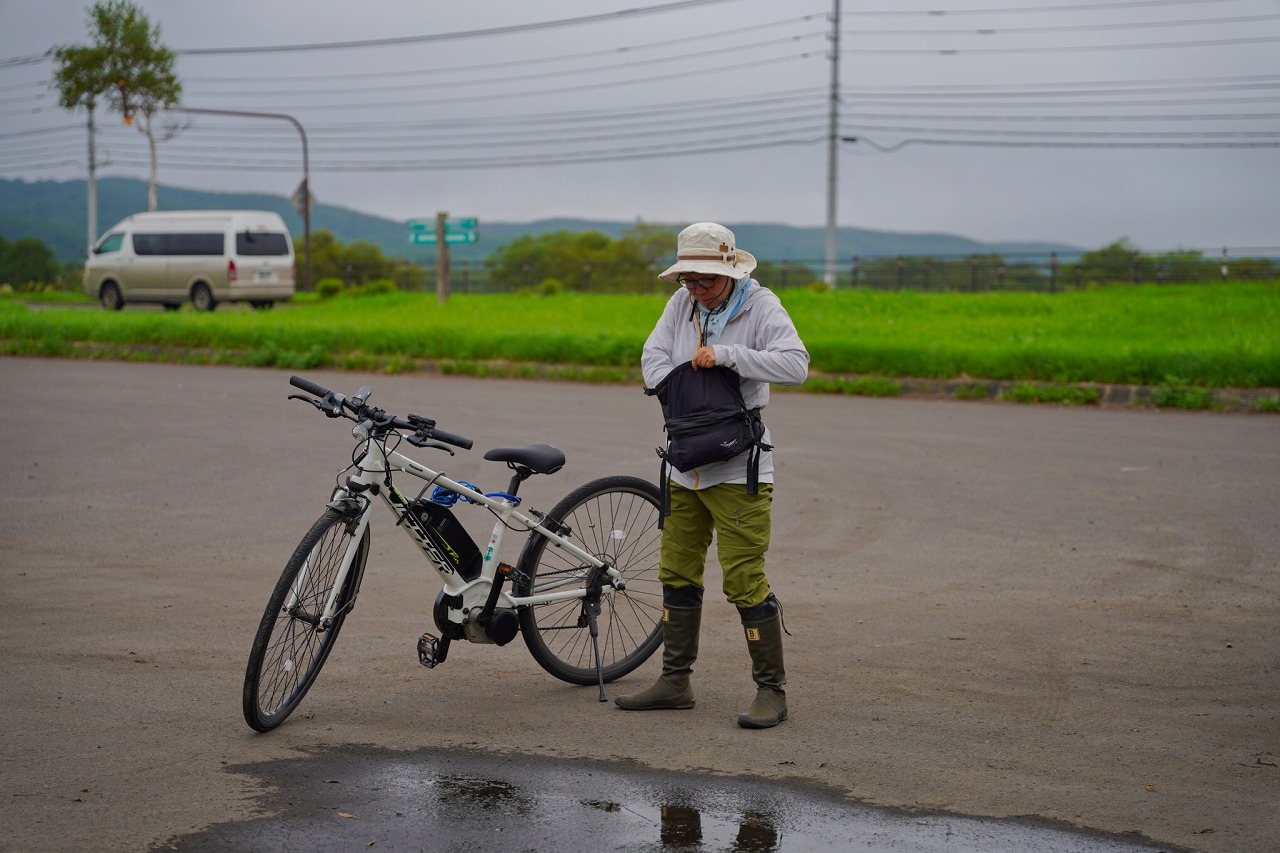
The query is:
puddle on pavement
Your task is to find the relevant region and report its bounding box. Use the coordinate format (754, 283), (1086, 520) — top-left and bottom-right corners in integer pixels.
(163, 745), (1178, 852)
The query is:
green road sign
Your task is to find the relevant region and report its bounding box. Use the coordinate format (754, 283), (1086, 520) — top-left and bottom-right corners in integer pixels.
(408, 215), (477, 247)
(409, 232), (477, 245)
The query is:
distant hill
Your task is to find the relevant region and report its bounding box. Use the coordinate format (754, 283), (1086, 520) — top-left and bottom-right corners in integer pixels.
(0, 177), (1079, 266)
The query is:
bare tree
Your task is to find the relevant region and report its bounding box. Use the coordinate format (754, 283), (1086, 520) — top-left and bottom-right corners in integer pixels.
(53, 0), (181, 211)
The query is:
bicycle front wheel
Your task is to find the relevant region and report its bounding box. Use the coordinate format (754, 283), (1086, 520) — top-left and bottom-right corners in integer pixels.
(242, 507), (370, 731)
(516, 476), (663, 685)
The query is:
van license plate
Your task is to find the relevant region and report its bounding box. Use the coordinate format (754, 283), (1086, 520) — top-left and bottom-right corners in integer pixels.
(256, 269), (274, 281)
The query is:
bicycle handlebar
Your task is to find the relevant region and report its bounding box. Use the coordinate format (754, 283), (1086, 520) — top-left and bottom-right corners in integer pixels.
(288, 374), (474, 450)
(288, 374), (332, 400)
(421, 426), (473, 449)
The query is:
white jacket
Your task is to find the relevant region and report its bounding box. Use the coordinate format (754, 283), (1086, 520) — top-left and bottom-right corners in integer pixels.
(642, 280), (810, 489)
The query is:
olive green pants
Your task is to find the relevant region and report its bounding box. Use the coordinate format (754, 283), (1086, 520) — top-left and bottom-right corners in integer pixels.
(659, 482), (774, 609)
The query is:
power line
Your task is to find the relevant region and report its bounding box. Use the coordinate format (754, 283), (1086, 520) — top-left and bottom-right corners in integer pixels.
(0, 123), (81, 141)
(182, 14), (825, 85)
(842, 122), (1280, 139)
(844, 109), (1280, 122)
(81, 115), (830, 159)
(177, 51), (824, 114)
(842, 73), (1280, 92)
(293, 88), (829, 130)
(843, 12), (1280, 36)
(846, 135), (1280, 150)
(844, 33), (1280, 55)
(49, 132), (830, 171)
(173, 92), (830, 137)
(180, 31), (829, 100)
(0, 0), (759, 69)
(0, 50), (53, 71)
(176, 104), (830, 145)
(0, 92), (54, 107)
(177, 0), (749, 56)
(844, 0), (1254, 16)
(843, 94), (1280, 108)
(842, 79), (1280, 100)
(163, 75), (1280, 123)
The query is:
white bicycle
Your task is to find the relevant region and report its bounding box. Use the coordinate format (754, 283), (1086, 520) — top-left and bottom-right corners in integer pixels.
(243, 375), (664, 732)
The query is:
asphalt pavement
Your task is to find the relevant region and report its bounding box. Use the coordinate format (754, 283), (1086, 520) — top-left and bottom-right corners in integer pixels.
(0, 357), (1276, 852)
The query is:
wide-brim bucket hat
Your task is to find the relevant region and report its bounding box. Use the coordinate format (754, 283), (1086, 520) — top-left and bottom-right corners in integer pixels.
(658, 222), (757, 282)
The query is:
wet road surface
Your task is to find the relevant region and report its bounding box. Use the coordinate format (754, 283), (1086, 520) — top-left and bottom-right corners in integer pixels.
(165, 746), (1176, 852)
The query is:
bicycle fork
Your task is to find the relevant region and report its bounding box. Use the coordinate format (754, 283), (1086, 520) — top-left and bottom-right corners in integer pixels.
(286, 501), (370, 631)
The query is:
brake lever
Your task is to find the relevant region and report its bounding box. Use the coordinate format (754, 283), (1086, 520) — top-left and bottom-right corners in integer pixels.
(288, 393), (327, 413)
(406, 436), (456, 455)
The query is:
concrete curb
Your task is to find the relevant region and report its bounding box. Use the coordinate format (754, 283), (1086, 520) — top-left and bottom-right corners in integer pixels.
(808, 373), (1280, 413)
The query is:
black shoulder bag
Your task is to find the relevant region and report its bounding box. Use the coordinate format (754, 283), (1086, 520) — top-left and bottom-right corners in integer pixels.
(644, 362), (771, 525)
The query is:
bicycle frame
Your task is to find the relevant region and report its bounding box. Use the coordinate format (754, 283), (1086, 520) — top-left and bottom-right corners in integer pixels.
(313, 429), (625, 632)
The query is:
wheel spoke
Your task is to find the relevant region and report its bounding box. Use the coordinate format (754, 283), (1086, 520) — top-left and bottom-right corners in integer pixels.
(516, 477), (663, 685)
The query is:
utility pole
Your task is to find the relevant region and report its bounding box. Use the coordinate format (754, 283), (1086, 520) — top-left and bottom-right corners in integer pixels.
(86, 105), (98, 254)
(824, 0), (841, 287)
(435, 211), (451, 304)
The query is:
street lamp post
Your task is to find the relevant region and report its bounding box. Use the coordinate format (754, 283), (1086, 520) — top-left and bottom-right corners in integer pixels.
(176, 107), (312, 291)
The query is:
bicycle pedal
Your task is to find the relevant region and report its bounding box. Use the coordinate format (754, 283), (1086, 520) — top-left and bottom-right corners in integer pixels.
(417, 631), (449, 668)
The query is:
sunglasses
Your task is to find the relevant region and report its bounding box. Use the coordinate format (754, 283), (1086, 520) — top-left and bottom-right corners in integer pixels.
(678, 275), (721, 291)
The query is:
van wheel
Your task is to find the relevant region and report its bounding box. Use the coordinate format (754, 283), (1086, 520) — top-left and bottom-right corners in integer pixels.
(100, 282), (124, 311)
(191, 284), (216, 312)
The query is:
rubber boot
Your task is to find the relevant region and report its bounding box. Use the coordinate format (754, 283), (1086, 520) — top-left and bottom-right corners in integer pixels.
(737, 595), (787, 729)
(615, 589), (702, 711)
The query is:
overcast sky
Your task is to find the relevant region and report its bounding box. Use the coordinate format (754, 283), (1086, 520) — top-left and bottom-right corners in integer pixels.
(1, 0), (1277, 253)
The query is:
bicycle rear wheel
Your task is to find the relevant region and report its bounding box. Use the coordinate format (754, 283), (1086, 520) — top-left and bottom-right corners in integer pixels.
(243, 507), (370, 731)
(515, 476), (663, 685)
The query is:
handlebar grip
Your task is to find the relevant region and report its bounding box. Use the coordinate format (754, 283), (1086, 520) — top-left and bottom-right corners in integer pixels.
(428, 428), (474, 451)
(290, 375), (332, 399)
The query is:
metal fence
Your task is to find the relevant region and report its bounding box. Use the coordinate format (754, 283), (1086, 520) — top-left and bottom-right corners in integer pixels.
(307, 246), (1280, 294)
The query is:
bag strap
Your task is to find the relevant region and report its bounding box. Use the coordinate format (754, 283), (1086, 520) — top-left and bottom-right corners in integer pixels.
(745, 408), (771, 495)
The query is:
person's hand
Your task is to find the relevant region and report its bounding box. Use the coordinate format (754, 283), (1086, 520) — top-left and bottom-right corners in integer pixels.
(691, 346), (716, 371)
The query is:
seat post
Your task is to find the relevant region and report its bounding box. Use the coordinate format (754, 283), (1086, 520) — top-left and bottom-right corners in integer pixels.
(505, 465), (534, 497)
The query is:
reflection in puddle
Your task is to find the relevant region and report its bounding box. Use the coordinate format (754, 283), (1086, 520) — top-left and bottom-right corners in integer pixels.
(660, 804), (702, 848)
(582, 797), (781, 851)
(736, 809), (780, 851)
(435, 773), (531, 816)
(177, 747), (1171, 852)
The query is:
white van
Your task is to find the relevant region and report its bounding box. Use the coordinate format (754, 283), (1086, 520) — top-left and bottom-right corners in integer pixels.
(84, 210), (296, 310)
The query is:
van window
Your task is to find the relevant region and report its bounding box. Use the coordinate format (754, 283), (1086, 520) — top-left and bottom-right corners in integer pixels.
(95, 233), (125, 254)
(133, 232), (224, 256)
(236, 231), (290, 256)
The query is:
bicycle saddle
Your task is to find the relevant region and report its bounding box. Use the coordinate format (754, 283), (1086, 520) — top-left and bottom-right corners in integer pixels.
(483, 443), (566, 475)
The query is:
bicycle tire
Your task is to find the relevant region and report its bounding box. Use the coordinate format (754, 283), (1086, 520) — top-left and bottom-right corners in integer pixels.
(515, 476), (664, 685)
(242, 507), (370, 731)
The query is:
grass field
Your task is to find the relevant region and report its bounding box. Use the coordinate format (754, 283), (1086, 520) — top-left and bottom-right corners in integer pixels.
(2, 283), (1277, 408)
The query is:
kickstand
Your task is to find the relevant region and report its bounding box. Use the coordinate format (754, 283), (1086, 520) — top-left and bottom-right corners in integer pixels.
(584, 591), (607, 703)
